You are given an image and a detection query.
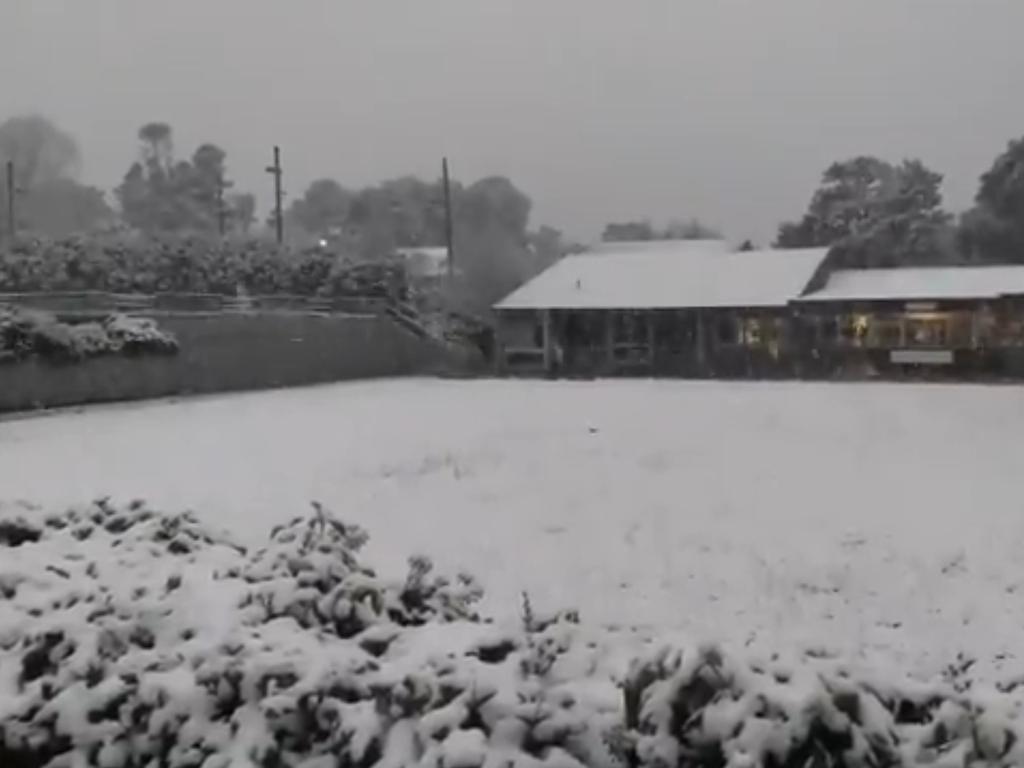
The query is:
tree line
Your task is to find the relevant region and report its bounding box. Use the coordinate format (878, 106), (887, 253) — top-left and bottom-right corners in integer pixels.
(2, 112), (1023, 286)
(597, 151), (1024, 270)
(0, 115), (568, 311)
(598, 142), (1024, 268)
(776, 145), (1024, 267)
(600, 218), (723, 243)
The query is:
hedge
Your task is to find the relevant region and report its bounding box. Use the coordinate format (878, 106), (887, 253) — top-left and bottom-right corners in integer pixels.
(1, 501), (1020, 768)
(0, 306), (178, 365)
(0, 236), (410, 300)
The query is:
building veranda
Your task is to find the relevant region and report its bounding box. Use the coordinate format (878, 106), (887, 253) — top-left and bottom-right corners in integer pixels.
(492, 240), (1024, 380)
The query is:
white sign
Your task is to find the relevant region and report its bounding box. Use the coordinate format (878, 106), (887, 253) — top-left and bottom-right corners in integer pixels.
(891, 349), (954, 365)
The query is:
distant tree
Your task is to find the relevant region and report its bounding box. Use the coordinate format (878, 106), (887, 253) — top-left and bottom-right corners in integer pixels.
(977, 136), (1024, 224)
(116, 163), (150, 230)
(0, 115), (113, 235)
(528, 225), (565, 271)
(776, 156), (953, 267)
(774, 219), (816, 249)
(601, 221), (656, 242)
(345, 185), (401, 257)
(137, 122), (173, 170)
(381, 176), (448, 249)
(738, 239), (755, 251)
(286, 178), (352, 238)
(452, 176), (537, 313)
(229, 192), (257, 235)
(776, 156), (895, 248)
(118, 123), (178, 232)
(182, 143), (230, 233)
(272, 170), (543, 312)
(116, 124), (233, 234)
(0, 115), (79, 188)
(326, 176), (450, 255)
(601, 218), (720, 242)
(459, 176), (531, 235)
(192, 144), (228, 191)
(958, 135), (1024, 263)
(22, 179), (114, 236)
(663, 217), (722, 240)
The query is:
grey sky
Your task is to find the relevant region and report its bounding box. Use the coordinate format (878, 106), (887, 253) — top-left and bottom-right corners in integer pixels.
(3, 0), (1023, 243)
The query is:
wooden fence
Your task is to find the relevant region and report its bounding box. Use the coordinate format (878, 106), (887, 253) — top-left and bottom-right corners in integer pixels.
(0, 290), (389, 316)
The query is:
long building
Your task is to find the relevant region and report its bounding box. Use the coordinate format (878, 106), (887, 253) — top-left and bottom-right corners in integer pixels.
(492, 241), (1024, 379)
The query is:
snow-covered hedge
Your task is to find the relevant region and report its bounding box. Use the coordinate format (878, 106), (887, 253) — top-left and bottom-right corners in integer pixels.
(617, 645), (1023, 768)
(0, 307), (178, 364)
(2, 500), (1023, 768)
(0, 501), (611, 768)
(0, 235), (411, 299)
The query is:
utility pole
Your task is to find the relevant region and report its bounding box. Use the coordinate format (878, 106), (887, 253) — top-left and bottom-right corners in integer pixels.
(4, 161), (15, 243)
(442, 157), (455, 279)
(265, 145), (283, 244)
(216, 172), (227, 237)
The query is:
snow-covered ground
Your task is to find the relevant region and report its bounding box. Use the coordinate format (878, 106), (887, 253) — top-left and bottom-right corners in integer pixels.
(3, 378), (1024, 680)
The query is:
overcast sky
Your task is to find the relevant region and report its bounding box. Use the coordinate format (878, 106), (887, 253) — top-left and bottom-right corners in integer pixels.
(2, 0), (1023, 243)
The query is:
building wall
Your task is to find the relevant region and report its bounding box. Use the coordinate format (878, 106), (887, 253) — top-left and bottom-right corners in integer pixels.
(0, 312), (464, 413)
(494, 303), (1024, 381)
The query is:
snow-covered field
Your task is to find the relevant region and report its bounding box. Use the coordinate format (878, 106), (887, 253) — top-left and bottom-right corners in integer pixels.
(3, 378), (1024, 680)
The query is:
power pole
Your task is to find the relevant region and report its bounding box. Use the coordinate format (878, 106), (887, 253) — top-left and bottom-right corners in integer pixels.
(265, 146), (283, 244)
(4, 161), (15, 243)
(442, 157), (455, 279)
(216, 172), (227, 237)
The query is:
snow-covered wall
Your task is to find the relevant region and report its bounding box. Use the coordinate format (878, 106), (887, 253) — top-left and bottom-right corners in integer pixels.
(0, 313), (455, 413)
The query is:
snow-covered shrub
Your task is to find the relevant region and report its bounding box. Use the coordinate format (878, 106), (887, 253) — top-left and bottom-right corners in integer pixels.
(7, 499), (1024, 768)
(0, 307), (81, 362)
(238, 507), (483, 640)
(0, 234), (412, 300)
(0, 500), (610, 768)
(102, 314), (179, 356)
(619, 644), (1024, 768)
(0, 305), (22, 361)
(69, 322), (114, 357)
(0, 306), (178, 363)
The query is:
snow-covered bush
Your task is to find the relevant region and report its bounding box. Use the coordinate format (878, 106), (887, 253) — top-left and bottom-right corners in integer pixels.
(0, 235), (411, 300)
(0, 306), (178, 363)
(102, 314), (179, 356)
(5, 499), (1024, 768)
(0, 501), (610, 768)
(0, 307), (80, 362)
(68, 322), (115, 357)
(618, 643), (1024, 768)
(237, 506), (483, 639)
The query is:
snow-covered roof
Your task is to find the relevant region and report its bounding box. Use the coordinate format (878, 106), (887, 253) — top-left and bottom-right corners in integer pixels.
(495, 244), (829, 310)
(799, 265), (1024, 303)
